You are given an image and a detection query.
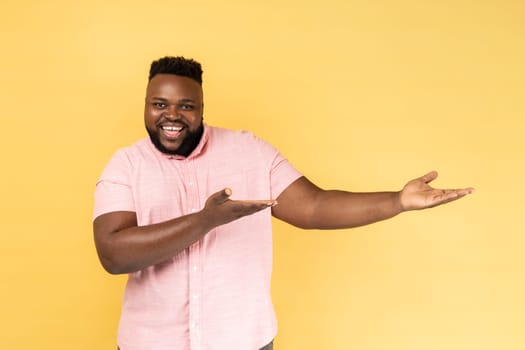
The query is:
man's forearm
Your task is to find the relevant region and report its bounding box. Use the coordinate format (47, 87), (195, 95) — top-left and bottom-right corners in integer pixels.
(95, 211), (213, 275)
(94, 188), (276, 275)
(307, 190), (404, 229)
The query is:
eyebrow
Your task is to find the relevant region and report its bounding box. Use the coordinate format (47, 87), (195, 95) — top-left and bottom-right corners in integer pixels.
(150, 97), (197, 103)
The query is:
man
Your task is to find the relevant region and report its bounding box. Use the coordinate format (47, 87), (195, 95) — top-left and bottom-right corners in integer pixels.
(93, 56), (473, 350)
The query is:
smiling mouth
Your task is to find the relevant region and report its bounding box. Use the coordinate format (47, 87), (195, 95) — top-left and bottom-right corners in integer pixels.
(161, 125), (183, 132)
(160, 125), (185, 139)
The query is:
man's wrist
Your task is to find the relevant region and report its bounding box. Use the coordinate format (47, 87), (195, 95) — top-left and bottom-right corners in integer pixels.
(394, 190), (407, 213)
(194, 208), (218, 234)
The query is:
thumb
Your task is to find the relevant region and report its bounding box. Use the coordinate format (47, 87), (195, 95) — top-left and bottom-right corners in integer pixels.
(213, 188), (232, 204)
(420, 170), (438, 184)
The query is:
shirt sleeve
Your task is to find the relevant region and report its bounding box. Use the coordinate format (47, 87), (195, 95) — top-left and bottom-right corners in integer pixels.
(93, 149), (136, 220)
(270, 152), (303, 199)
(250, 133), (303, 199)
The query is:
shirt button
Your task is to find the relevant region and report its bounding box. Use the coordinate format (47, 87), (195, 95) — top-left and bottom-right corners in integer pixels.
(192, 294), (199, 300)
(192, 265), (198, 271)
(191, 208), (197, 213)
(191, 322), (197, 328)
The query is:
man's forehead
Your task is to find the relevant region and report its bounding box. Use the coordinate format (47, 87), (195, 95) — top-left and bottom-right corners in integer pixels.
(148, 74), (201, 88)
(146, 74), (203, 99)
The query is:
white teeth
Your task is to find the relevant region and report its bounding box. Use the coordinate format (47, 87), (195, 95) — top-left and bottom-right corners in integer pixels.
(162, 126), (183, 131)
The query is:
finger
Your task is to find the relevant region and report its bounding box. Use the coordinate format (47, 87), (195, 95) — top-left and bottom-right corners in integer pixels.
(458, 187), (476, 194)
(450, 188), (475, 196)
(437, 188), (475, 197)
(241, 201), (276, 215)
(213, 188), (232, 204)
(238, 199), (278, 207)
(431, 188), (474, 206)
(228, 199), (276, 216)
(230, 200), (276, 214)
(420, 170), (438, 184)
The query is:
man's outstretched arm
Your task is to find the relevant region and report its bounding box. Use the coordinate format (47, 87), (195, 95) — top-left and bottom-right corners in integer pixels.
(271, 171), (474, 229)
(94, 188), (276, 274)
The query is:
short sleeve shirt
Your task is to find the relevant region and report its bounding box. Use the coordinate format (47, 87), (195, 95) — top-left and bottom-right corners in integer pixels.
(94, 125), (302, 350)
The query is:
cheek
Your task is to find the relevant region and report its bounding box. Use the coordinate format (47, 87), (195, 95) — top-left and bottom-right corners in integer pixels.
(145, 110), (160, 123)
(188, 114), (203, 126)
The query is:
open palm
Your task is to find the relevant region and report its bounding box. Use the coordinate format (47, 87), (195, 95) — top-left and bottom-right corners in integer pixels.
(399, 171), (474, 211)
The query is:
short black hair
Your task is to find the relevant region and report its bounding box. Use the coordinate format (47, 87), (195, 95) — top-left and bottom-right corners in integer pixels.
(148, 56), (203, 85)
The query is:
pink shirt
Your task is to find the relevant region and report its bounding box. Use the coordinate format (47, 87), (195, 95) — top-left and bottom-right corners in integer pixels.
(94, 125), (302, 350)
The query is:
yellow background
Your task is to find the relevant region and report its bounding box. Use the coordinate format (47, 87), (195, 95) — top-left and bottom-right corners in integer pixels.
(1, 0), (524, 349)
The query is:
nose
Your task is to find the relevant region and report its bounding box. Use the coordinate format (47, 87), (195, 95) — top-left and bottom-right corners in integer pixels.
(163, 105), (179, 120)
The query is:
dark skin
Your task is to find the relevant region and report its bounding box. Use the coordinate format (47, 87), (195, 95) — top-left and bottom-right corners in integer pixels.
(93, 74), (474, 274)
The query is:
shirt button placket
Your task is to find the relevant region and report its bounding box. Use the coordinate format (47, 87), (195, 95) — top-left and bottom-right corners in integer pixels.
(186, 159), (202, 349)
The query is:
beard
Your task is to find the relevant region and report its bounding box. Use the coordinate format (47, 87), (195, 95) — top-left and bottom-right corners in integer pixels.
(147, 123), (204, 157)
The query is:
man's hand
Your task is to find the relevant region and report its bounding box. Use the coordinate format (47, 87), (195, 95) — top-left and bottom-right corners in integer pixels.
(93, 188), (277, 274)
(199, 188), (277, 229)
(399, 171), (474, 211)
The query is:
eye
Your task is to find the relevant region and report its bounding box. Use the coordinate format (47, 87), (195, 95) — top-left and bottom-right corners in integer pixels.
(180, 104), (195, 111)
(153, 102), (167, 109)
